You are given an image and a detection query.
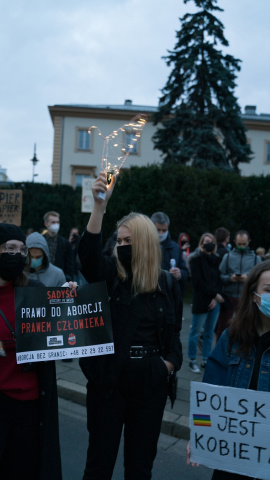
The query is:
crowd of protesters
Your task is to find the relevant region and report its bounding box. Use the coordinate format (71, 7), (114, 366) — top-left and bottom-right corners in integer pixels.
(2, 180), (270, 479)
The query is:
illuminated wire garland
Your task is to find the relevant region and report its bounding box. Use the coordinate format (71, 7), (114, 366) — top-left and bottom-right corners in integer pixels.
(88, 113), (148, 179)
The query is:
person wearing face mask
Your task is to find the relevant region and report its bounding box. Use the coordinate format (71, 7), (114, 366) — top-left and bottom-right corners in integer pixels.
(78, 172), (183, 480)
(150, 212), (188, 297)
(0, 223), (62, 480)
(187, 260), (270, 480)
(216, 229), (261, 342)
(188, 232), (224, 373)
(43, 211), (74, 282)
(25, 232), (66, 287)
(178, 232), (190, 265)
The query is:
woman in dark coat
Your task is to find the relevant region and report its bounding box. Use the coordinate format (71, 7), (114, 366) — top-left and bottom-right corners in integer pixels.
(78, 171), (183, 480)
(0, 223), (62, 480)
(188, 232), (224, 374)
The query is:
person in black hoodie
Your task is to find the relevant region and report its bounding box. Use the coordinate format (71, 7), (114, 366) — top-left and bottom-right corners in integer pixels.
(188, 232), (224, 374)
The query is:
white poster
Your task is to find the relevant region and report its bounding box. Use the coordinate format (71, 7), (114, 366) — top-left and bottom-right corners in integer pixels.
(190, 381), (270, 479)
(81, 177), (95, 213)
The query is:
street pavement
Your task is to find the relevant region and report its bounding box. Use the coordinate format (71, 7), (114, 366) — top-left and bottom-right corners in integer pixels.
(56, 302), (205, 440)
(59, 397), (213, 480)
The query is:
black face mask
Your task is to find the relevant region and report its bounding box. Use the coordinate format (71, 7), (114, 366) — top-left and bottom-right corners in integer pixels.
(203, 242), (215, 253)
(117, 245), (132, 271)
(0, 253), (26, 280)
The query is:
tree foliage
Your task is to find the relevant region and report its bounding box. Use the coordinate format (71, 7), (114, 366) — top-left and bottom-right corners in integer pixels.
(153, 0), (252, 173)
(7, 165), (270, 253)
(101, 166), (270, 251)
(12, 182), (89, 239)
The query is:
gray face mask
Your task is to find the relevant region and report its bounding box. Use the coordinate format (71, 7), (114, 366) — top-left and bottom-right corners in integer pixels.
(158, 231), (168, 243)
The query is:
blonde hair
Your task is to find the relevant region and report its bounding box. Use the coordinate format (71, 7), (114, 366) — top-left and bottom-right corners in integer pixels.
(256, 247), (265, 256)
(114, 212), (161, 294)
(198, 232), (217, 254)
(43, 211), (60, 223)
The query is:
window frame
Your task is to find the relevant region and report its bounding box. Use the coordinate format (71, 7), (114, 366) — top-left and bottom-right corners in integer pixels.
(264, 141), (270, 165)
(75, 128), (92, 152)
(123, 130), (141, 156)
(71, 166), (96, 188)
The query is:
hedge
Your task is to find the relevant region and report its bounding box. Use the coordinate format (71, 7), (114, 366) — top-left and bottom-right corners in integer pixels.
(7, 164), (270, 252)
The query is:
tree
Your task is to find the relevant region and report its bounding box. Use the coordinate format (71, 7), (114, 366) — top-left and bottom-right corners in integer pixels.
(153, 0), (252, 173)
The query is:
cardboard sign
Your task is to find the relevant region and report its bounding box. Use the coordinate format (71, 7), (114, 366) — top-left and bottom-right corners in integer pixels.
(15, 282), (114, 363)
(0, 190), (23, 225)
(81, 178), (95, 213)
(190, 381), (270, 479)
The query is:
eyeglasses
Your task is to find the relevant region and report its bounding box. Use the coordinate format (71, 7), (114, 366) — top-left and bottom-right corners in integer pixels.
(0, 243), (28, 257)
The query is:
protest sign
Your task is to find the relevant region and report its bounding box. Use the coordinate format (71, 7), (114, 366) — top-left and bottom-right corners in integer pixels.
(190, 381), (270, 479)
(15, 282), (114, 363)
(0, 189), (23, 225)
(82, 177), (95, 212)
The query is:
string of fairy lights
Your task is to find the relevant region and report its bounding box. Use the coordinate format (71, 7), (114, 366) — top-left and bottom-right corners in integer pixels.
(88, 114), (148, 177)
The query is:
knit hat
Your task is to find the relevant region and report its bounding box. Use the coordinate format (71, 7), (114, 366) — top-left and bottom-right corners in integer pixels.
(0, 224), (26, 245)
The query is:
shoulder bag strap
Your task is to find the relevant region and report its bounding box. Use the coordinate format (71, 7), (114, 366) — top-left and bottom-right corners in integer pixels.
(163, 269), (173, 290)
(0, 308), (16, 341)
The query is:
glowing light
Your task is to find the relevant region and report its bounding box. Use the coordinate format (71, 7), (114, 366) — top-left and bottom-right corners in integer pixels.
(88, 113), (148, 178)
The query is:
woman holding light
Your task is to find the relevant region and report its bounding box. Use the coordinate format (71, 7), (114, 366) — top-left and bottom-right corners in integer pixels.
(78, 171), (183, 480)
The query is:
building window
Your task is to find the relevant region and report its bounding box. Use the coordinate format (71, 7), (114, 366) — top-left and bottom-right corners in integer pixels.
(75, 174), (91, 188)
(76, 129), (91, 151)
(265, 142), (270, 164)
(124, 131), (140, 155)
(71, 166), (96, 188)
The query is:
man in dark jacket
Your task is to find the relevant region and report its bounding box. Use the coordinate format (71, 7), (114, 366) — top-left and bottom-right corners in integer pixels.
(151, 212), (188, 297)
(43, 211), (74, 282)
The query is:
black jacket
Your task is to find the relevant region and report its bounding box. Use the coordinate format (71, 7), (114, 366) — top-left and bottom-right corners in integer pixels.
(160, 232), (188, 295)
(216, 243), (228, 259)
(78, 231), (183, 391)
(25, 279), (62, 480)
(189, 252), (222, 314)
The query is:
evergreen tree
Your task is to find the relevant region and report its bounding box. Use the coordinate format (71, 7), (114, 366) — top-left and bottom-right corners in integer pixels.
(153, 0), (252, 172)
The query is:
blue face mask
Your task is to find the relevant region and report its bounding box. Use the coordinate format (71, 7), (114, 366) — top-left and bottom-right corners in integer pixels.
(254, 292), (270, 318)
(158, 231), (168, 243)
(31, 257), (43, 269)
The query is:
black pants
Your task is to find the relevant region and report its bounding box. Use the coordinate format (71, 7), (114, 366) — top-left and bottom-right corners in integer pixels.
(0, 391), (40, 480)
(83, 356), (169, 480)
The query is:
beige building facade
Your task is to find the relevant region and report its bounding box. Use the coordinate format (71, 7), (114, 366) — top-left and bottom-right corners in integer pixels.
(48, 101), (270, 186)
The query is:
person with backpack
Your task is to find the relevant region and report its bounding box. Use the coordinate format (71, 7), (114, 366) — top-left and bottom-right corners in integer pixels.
(216, 230), (261, 342)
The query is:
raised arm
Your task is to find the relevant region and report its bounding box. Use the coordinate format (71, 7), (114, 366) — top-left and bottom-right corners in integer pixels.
(78, 172), (117, 284)
(87, 172), (116, 234)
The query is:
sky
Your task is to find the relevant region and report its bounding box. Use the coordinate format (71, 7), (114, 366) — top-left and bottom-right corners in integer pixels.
(1, 0), (269, 184)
